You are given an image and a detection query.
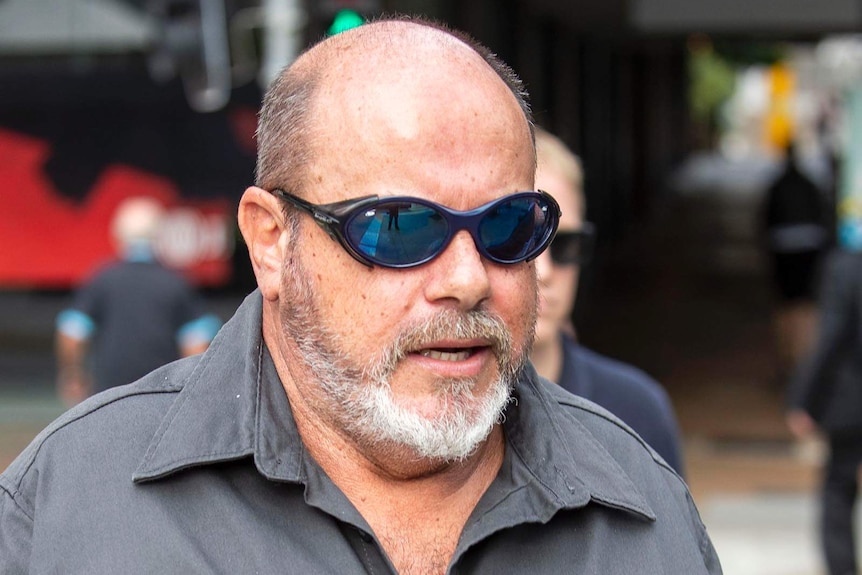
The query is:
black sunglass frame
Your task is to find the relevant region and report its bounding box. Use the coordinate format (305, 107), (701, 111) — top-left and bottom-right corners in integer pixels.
(549, 223), (596, 266)
(271, 188), (561, 269)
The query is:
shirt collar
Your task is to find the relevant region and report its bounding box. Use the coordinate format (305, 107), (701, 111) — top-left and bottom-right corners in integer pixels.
(133, 290), (654, 521)
(133, 290), (305, 483)
(499, 370), (656, 522)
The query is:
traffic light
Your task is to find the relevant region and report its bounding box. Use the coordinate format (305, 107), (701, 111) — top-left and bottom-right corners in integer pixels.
(306, 0), (382, 41)
(327, 8), (365, 35)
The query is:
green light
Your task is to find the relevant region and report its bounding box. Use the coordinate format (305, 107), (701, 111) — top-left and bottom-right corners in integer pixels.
(327, 9), (365, 35)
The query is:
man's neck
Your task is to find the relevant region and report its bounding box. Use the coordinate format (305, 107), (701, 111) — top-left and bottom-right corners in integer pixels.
(262, 304), (506, 573)
(275, 354), (504, 574)
(303, 417), (504, 575)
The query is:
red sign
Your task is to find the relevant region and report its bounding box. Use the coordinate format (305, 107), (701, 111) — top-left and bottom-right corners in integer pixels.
(0, 128), (234, 288)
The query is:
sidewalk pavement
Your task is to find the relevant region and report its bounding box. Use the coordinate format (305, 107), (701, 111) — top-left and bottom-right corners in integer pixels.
(686, 438), (830, 575)
(702, 491), (824, 575)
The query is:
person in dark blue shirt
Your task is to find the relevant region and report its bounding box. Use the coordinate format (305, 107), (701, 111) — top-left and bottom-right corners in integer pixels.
(530, 128), (685, 475)
(55, 197), (221, 405)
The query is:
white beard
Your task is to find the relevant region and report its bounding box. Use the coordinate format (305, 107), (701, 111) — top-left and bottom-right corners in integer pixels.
(279, 249), (529, 463)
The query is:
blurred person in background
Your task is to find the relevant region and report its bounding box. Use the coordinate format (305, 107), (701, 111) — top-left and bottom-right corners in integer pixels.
(55, 196), (221, 405)
(762, 140), (830, 386)
(788, 244), (862, 575)
(531, 128), (685, 475)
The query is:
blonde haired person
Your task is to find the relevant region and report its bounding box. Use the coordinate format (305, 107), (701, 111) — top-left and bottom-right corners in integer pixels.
(531, 127), (684, 474)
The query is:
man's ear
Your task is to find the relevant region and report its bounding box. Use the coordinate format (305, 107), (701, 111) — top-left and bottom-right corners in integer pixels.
(238, 186), (288, 301)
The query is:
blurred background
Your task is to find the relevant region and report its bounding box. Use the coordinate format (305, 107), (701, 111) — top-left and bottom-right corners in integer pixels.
(5, 1), (862, 572)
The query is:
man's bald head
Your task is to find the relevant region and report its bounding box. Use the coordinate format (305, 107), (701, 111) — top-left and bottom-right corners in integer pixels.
(254, 17), (533, 197)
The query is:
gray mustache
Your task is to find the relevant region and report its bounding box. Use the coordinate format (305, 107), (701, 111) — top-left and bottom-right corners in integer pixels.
(390, 310), (514, 364)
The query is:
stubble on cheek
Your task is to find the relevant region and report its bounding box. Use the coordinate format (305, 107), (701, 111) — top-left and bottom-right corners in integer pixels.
(276, 239), (539, 461)
(508, 266), (539, 362)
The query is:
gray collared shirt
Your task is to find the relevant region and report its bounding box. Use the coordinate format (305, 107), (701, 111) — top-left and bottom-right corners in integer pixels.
(1, 291), (721, 574)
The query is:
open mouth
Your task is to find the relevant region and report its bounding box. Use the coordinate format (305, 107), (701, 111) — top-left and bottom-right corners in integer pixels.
(417, 347), (479, 362)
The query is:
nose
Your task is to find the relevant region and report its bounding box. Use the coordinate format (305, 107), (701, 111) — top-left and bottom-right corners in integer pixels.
(423, 230), (491, 310)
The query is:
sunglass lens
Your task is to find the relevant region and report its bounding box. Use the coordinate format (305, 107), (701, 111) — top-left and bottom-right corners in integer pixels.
(550, 231), (592, 265)
(345, 200), (448, 266)
(479, 196), (553, 263)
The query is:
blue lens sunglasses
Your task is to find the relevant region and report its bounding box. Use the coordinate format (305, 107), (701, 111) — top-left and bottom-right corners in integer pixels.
(271, 189), (561, 269)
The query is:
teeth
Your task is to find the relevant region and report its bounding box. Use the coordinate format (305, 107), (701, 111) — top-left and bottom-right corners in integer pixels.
(419, 349), (471, 361)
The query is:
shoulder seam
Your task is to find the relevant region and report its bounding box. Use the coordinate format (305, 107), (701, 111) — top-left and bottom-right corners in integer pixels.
(0, 473), (34, 521)
(554, 394), (681, 479)
(4, 386), (180, 500)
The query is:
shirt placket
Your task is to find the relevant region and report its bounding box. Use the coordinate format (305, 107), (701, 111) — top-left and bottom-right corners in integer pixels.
(338, 521), (397, 575)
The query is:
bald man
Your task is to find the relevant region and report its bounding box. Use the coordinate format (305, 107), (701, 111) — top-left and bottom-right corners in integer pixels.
(1, 18), (721, 574)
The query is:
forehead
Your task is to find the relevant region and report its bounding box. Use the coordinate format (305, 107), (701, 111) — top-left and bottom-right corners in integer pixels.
(302, 26), (534, 201)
